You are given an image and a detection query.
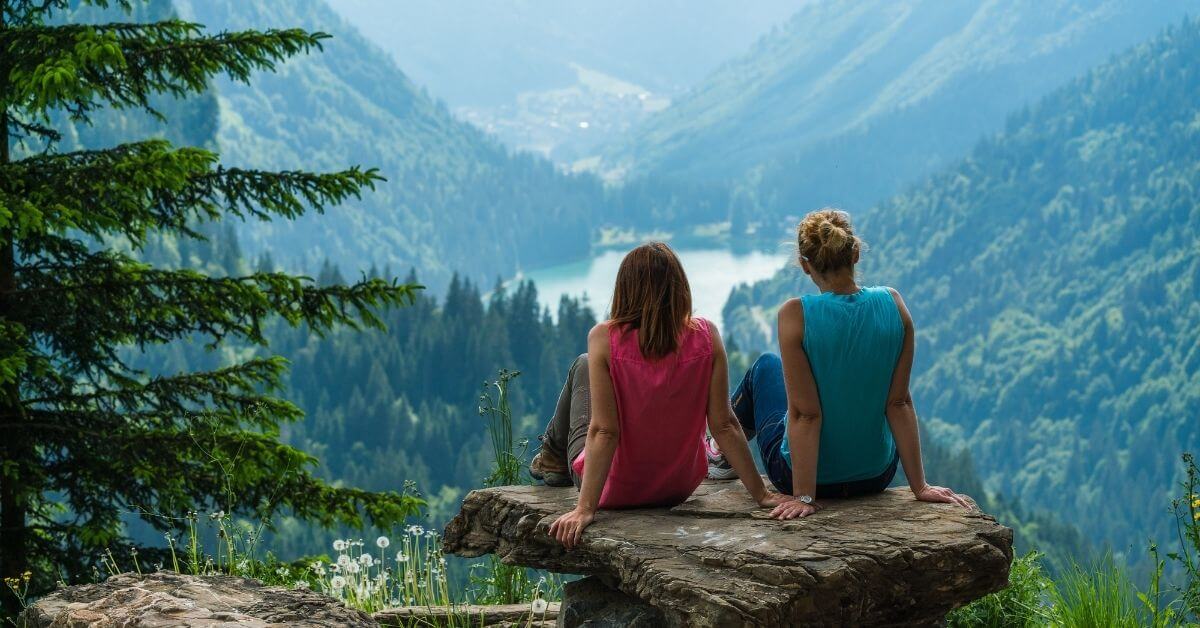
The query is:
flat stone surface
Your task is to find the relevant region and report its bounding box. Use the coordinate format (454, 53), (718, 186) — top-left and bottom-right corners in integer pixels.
(21, 572), (374, 627)
(444, 479), (1013, 627)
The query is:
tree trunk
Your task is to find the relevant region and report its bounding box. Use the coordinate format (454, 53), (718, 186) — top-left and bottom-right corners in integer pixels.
(0, 1), (30, 615)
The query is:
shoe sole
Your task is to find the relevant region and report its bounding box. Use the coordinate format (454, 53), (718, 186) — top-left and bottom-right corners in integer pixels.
(707, 463), (739, 480)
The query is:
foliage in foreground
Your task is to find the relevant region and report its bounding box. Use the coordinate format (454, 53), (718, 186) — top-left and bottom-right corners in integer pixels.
(0, 0), (423, 615)
(950, 453), (1200, 627)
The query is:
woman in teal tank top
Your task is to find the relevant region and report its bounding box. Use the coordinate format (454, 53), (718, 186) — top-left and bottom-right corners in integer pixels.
(706, 209), (970, 520)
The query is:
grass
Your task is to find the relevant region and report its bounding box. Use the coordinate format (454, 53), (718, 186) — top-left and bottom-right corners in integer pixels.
(949, 453), (1200, 627)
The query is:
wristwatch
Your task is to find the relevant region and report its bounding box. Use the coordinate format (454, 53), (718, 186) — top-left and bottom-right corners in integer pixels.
(796, 495), (814, 505)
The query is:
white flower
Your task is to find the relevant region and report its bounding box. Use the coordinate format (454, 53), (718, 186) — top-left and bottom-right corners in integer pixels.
(395, 553), (409, 563)
(293, 580), (310, 590)
(532, 598), (549, 614)
(358, 554), (374, 567)
(330, 575), (346, 590)
(406, 524), (424, 536)
(376, 536), (390, 549)
(337, 554), (352, 568)
(332, 539), (347, 552)
(347, 562), (360, 574)
(209, 510), (225, 520)
(330, 564), (341, 573)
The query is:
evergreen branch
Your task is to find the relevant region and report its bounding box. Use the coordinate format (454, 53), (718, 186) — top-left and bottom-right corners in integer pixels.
(2, 140), (383, 243)
(15, 251), (421, 375)
(39, 427), (422, 539)
(2, 1), (133, 27)
(5, 114), (60, 143)
(25, 358), (302, 427)
(2, 21), (328, 122)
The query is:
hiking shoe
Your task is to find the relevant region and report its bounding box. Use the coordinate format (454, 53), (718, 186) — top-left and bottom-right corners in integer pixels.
(705, 435), (738, 480)
(530, 448), (573, 487)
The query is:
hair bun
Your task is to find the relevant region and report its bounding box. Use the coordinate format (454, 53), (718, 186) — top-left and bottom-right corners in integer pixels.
(796, 208), (862, 273)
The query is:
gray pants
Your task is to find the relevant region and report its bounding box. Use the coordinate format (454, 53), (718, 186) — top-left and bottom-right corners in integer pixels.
(539, 354), (591, 488)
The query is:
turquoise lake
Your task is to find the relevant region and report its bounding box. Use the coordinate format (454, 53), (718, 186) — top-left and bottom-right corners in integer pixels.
(519, 247), (790, 330)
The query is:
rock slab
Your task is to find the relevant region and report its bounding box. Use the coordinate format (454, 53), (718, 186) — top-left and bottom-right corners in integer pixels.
(20, 571), (374, 627)
(444, 480), (1013, 627)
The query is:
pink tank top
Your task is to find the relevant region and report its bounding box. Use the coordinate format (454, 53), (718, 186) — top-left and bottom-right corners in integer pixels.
(571, 318), (713, 508)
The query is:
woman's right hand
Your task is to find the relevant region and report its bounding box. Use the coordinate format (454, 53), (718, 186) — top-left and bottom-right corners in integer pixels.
(548, 507), (596, 549)
(769, 496), (821, 520)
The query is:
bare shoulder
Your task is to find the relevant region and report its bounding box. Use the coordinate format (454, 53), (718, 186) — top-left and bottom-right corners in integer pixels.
(778, 297), (805, 323)
(588, 322), (612, 355)
(885, 287), (914, 327)
(777, 297), (805, 342)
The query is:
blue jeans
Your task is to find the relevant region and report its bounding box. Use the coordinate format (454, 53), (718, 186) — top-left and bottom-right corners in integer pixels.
(731, 353), (898, 498)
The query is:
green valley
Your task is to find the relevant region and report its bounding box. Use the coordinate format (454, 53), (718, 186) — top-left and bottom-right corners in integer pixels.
(725, 16), (1200, 559)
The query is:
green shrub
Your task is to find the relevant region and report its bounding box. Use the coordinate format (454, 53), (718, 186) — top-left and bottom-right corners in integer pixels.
(947, 551), (1052, 627)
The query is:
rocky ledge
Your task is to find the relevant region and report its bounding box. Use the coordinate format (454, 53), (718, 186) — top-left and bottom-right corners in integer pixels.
(443, 479), (1013, 627)
(20, 571), (374, 627)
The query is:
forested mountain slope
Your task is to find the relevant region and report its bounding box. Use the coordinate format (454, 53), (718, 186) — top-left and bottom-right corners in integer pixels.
(724, 18), (1200, 555)
(601, 0), (1193, 228)
(173, 0), (607, 288)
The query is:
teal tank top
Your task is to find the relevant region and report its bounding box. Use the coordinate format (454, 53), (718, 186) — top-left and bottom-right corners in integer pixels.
(781, 286), (903, 483)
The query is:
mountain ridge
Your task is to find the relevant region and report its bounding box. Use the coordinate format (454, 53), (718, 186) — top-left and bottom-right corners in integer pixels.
(723, 16), (1200, 555)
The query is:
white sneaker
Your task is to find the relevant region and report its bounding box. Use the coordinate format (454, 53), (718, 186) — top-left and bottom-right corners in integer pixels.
(704, 435), (738, 480)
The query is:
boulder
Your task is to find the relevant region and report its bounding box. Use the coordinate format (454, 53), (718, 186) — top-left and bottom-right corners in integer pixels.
(443, 479), (1013, 627)
(20, 571), (374, 627)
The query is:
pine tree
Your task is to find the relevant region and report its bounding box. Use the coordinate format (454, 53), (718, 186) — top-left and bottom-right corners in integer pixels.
(0, 0), (423, 609)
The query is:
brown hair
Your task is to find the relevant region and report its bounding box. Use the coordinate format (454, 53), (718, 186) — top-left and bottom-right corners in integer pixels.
(608, 242), (693, 360)
(796, 208), (864, 274)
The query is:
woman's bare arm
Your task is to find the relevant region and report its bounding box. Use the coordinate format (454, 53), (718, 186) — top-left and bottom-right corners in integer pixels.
(774, 298), (824, 519)
(549, 323), (621, 548)
(705, 323), (788, 507)
(884, 288), (970, 508)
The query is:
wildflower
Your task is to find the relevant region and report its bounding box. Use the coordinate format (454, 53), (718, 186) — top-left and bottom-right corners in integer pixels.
(337, 554), (352, 568)
(275, 567), (288, 577)
(236, 560), (249, 573)
(1194, 511), (1200, 521)
(1192, 498), (1200, 508)
(532, 598), (549, 614)
(376, 536), (390, 549)
(347, 562), (360, 574)
(209, 511), (225, 520)
(293, 581), (310, 590)
(395, 553), (409, 563)
(330, 575), (347, 590)
(358, 554), (374, 567)
(333, 539), (347, 552)
(331, 564), (341, 573)
(406, 524), (424, 536)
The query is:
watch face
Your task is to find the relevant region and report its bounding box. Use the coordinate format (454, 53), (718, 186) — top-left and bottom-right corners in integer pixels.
(798, 495), (813, 504)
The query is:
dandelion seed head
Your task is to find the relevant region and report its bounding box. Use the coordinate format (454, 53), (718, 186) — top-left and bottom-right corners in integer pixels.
(376, 536), (390, 549)
(532, 598), (549, 613)
(333, 539), (347, 552)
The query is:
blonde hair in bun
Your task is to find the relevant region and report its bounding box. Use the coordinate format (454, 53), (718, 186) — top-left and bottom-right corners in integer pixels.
(796, 208), (863, 274)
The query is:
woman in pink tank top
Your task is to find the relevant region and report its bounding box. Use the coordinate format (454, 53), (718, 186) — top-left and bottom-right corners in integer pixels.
(530, 243), (788, 549)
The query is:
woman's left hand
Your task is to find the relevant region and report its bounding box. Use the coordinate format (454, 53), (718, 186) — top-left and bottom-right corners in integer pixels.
(548, 507), (595, 549)
(913, 484), (973, 508)
(769, 497), (821, 520)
